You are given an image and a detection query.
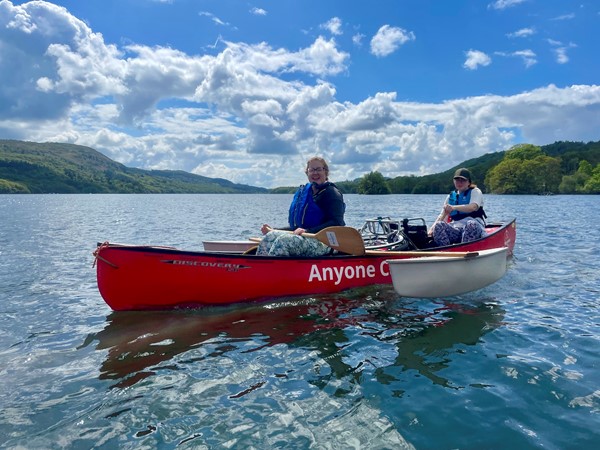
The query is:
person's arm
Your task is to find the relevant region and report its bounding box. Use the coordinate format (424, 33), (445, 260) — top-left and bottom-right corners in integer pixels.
(261, 224), (292, 234)
(446, 202), (479, 214)
(428, 197), (450, 235)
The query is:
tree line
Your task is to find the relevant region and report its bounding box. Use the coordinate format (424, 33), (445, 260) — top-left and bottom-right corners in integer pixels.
(352, 141), (600, 195)
(1, 139), (598, 194)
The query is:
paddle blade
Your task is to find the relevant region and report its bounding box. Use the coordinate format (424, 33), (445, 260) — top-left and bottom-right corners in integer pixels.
(311, 226), (366, 255)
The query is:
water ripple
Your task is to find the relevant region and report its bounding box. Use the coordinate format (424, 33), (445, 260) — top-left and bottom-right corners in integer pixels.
(1, 194), (599, 449)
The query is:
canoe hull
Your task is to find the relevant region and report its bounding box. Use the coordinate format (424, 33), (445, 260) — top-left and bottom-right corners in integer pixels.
(386, 247), (508, 298)
(96, 247), (396, 310)
(95, 219), (516, 310)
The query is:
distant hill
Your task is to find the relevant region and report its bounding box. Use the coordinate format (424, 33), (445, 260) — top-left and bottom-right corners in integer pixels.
(338, 140), (600, 194)
(273, 140), (599, 194)
(0, 140), (268, 194)
(1, 139), (598, 194)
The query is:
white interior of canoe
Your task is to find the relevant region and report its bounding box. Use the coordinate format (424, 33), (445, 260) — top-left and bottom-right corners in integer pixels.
(386, 247), (509, 298)
(202, 240), (257, 252)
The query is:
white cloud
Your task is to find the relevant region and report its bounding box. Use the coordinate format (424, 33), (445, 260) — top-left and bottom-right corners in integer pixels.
(0, 0), (599, 189)
(199, 11), (230, 27)
(488, 0), (527, 10)
(352, 33), (365, 46)
(250, 7), (267, 16)
(507, 27), (535, 38)
(554, 48), (569, 64)
(547, 40), (577, 64)
(551, 13), (576, 21)
(370, 25), (415, 57)
(496, 49), (537, 67)
(513, 50), (537, 67)
(321, 17), (343, 36)
(463, 50), (492, 70)
(0, 0), (127, 121)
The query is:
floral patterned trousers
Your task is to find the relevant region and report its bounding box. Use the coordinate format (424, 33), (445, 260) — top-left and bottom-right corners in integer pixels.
(257, 230), (331, 256)
(432, 220), (485, 246)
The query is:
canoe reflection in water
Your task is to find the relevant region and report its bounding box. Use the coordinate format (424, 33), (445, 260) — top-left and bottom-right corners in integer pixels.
(86, 291), (505, 390)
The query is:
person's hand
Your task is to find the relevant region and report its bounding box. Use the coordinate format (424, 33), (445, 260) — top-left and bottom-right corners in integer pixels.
(443, 204), (454, 214)
(293, 228), (306, 235)
(261, 224), (272, 235)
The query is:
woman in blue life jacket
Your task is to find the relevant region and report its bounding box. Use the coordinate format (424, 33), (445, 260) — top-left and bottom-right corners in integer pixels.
(257, 156), (346, 256)
(429, 168), (487, 246)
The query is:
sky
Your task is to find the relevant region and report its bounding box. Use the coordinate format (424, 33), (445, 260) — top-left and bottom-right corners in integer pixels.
(1, 0), (599, 188)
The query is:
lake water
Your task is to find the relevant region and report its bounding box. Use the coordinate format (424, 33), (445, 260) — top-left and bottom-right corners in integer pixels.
(0, 193), (599, 449)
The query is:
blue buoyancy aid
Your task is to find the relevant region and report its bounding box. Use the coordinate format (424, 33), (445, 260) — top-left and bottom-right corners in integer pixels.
(288, 183), (325, 229)
(448, 188), (487, 221)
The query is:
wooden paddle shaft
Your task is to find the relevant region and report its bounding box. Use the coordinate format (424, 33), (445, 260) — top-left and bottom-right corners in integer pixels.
(366, 250), (479, 258)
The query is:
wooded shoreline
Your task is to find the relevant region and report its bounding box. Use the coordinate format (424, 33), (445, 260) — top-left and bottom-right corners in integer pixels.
(1, 139), (599, 194)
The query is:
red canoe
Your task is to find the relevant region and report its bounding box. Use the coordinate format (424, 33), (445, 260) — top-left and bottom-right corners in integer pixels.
(94, 219), (516, 311)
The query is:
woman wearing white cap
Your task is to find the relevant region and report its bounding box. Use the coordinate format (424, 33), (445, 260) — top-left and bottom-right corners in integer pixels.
(429, 168), (487, 246)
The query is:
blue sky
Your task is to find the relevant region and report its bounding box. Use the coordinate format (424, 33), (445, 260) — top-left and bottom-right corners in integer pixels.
(1, 0), (599, 188)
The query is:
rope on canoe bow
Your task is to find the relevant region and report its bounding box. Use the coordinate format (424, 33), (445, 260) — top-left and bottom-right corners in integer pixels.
(92, 242), (119, 269)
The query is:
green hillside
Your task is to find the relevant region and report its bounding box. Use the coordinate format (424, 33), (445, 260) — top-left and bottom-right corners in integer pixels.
(0, 140), (268, 194)
(1, 139), (598, 194)
(348, 140), (600, 195)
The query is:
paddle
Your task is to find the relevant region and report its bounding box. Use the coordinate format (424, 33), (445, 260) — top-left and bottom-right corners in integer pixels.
(254, 227), (478, 258)
(242, 245), (259, 255)
(366, 250), (479, 258)
(258, 226), (367, 255)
